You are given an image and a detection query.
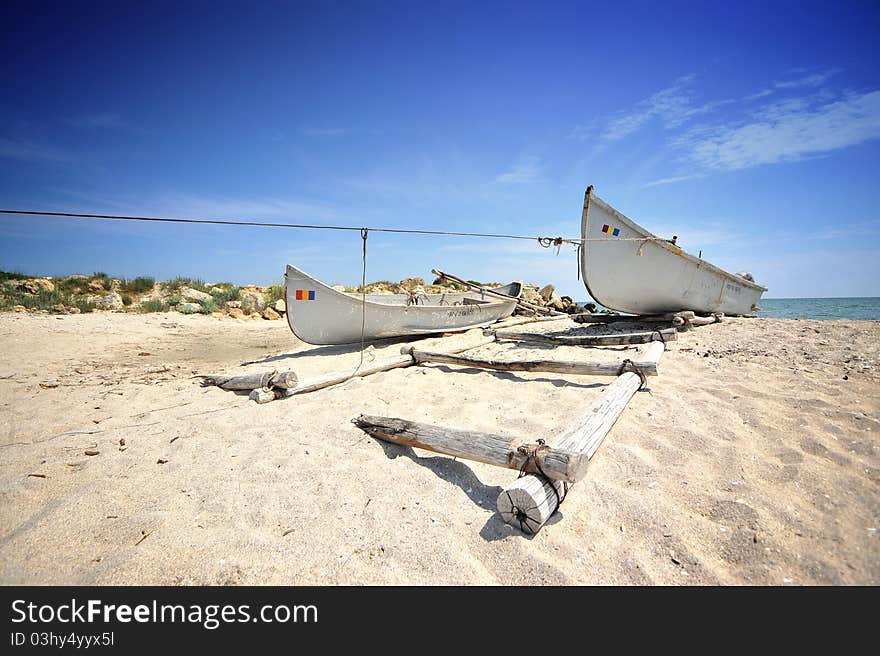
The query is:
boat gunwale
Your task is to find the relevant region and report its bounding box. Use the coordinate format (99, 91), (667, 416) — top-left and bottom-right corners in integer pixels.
(585, 192), (768, 293)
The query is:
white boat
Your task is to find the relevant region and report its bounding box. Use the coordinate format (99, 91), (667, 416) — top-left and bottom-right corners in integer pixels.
(580, 186), (766, 316)
(284, 264), (522, 345)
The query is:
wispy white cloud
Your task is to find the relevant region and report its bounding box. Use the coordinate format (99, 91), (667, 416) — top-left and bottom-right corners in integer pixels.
(599, 76), (734, 142)
(495, 156), (541, 184)
(0, 137), (70, 162)
(642, 173), (705, 187)
(774, 68), (842, 90)
(674, 89), (880, 170)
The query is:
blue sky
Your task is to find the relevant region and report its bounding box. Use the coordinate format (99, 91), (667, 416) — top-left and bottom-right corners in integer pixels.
(1, 0), (879, 298)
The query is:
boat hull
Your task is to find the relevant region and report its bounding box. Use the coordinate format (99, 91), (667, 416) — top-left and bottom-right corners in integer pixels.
(580, 188), (766, 316)
(284, 265), (522, 344)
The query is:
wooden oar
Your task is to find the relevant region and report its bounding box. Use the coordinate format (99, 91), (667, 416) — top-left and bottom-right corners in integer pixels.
(431, 268), (566, 316)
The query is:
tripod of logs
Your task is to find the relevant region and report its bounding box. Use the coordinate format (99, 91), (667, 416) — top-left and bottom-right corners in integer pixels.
(200, 309), (723, 534)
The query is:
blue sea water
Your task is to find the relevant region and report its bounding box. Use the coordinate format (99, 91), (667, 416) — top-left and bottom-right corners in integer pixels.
(576, 297), (880, 320)
(756, 297), (880, 321)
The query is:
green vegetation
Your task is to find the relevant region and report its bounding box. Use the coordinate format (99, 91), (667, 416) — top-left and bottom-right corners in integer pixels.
(209, 283), (241, 305)
(163, 276), (209, 293)
(121, 294), (133, 306)
(265, 284), (285, 305)
(139, 299), (168, 313)
(166, 294), (182, 307)
(0, 270), (29, 282)
(120, 276), (155, 294)
(196, 298), (217, 314)
(0, 288), (95, 313)
(90, 272), (113, 291)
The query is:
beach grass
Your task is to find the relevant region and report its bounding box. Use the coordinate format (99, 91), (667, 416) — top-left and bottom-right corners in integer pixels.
(265, 284), (285, 305)
(120, 276), (155, 294)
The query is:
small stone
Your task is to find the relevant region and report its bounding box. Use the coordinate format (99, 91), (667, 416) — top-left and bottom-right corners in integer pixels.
(84, 449), (100, 456)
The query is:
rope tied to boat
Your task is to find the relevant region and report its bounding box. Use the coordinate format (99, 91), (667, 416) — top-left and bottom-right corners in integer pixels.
(619, 358), (648, 389)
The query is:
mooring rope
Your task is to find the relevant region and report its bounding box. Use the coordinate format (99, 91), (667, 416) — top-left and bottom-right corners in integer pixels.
(0, 208), (676, 246)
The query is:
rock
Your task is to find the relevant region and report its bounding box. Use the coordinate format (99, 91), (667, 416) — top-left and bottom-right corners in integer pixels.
(176, 302), (201, 314)
(240, 291), (265, 314)
(539, 284), (555, 301)
(12, 279), (53, 294)
(262, 307), (281, 320)
(560, 295), (573, 308)
(13, 305), (26, 313)
(180, 286), (213, 303)
(399, 277), (425, 289)
(520, 286), (543, 306)
(226, 300), (241, 308)
(96, 292), (124, 310)
(227, 307), (245, 319)
(274, 299), (286, 313)
(548, 293), (565, 312)
(52, 303), (67, 314)
(67, 307), (81, 314)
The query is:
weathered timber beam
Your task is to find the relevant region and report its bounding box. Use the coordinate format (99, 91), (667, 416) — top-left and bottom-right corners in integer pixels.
(199, 370), (298, 391)
(497, 342), (665, 534)
(288, 335), (496, 396)
(353, 415), (589, 483)
(490, 327), (677, 346)
(403, 344), (661, 376)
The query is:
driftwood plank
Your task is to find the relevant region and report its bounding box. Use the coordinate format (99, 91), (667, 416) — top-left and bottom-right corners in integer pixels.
(404, 345), (661, 376)
(353, 415), (588, 483)
(492, 327), (676, 346)
(199, 370), (298, 390)
(497, 342), (665, 534)
(288, 335), (497, 396)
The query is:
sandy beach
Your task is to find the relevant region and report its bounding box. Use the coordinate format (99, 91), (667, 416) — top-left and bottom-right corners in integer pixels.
(0, 311), (877, 585)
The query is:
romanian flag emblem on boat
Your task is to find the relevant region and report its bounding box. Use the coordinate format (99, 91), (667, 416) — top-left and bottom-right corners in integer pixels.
(601, 224), (620, 237)
(295, 289), (316, 301)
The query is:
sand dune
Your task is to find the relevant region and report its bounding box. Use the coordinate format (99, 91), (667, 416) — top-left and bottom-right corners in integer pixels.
(0, 312), (877, 585)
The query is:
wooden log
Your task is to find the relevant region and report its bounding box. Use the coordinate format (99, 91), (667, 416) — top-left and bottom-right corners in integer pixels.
(497, 342), (665, 534)
(249, 388), (286, 404)
(404, 342), (663, 376)
(199, 370), (298, 391)
(353, 415), (589, 483)
(288, 335), (496, 396)
(431, 268), (566, 316)
(686, 313), (723, 326)
(489, 313), (573, 331)
(492, 327), (676, 346)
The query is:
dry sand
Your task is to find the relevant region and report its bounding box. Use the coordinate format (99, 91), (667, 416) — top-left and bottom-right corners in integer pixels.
(0, 311), (877, 585)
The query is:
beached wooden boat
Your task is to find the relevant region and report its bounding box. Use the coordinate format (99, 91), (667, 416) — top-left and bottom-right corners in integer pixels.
(284, 265), (522, 345)
(580, 186), (766, 316)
